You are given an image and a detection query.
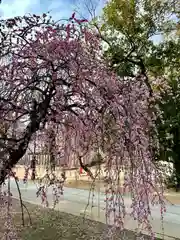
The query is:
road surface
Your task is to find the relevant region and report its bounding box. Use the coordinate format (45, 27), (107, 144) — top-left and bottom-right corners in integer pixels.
(3, 179), (180, 239)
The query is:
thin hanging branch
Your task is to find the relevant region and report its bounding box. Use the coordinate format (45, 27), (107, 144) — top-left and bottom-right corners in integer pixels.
(21, 202), (32, 225)
(11, 170), (32, 226)
(10, 171), (25, 226)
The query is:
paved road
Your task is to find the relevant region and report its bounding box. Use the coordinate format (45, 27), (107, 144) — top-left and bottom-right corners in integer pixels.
(3, 179), (180, 239)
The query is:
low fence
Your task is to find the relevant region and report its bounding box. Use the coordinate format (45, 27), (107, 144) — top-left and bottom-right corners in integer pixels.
(14, 160), (173, 187)
(14, 164), (125, 184)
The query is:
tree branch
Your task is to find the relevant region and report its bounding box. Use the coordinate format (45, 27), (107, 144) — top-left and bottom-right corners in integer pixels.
(0, 85), (55, 185)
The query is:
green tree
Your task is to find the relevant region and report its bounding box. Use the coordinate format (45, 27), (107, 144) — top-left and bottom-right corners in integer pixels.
(101, 0), (179, 77)
(155, 38), (180, 190)
(97, 0), (180, 190)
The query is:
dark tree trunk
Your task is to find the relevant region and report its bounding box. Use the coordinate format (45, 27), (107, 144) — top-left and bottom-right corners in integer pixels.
(174, 160), (180, 192)
(172, 127), (180, 192)
(0, 86), (54, 185)
(176, 183), (180, 192)
(49, 128), (56, 172)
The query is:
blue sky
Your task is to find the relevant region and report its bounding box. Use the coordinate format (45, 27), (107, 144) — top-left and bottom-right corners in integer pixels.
(0, 0), (165, 44)
(0, 0), (104, 20)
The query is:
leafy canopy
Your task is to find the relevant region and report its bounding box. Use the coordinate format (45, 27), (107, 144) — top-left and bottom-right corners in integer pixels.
(101, 0), (179, 77)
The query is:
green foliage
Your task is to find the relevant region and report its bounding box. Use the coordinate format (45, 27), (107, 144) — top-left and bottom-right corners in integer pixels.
(99, 0), (180, 189)
(156, 71), (180, 190)
(101, 0), (179, 77)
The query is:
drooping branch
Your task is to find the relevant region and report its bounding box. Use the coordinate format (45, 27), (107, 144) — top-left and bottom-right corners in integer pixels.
(78, 152), (105, 180)
(78, 155), (95, 180)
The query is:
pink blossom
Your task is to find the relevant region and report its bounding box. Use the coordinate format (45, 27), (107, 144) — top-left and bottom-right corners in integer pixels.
(0, 13), (165, 239)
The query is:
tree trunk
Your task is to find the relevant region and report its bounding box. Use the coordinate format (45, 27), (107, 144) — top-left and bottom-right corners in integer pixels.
(174, 160), (180, 192)
(172, 127), (180, 192)
(0, 87), (54, 185)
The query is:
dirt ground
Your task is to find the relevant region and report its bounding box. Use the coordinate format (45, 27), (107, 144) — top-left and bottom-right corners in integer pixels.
(0, 198), (162, 240)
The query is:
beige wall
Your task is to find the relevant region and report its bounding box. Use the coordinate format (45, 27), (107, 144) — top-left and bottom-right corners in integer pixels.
(14, 164), (125, 184)
(14, 161), (172, 186)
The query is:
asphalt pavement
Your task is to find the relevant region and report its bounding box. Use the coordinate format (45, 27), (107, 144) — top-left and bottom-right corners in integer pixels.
(3, 179), (180, 240)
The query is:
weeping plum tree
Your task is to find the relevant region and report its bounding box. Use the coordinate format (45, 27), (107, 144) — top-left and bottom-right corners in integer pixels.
(0, 12), (165, 237)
